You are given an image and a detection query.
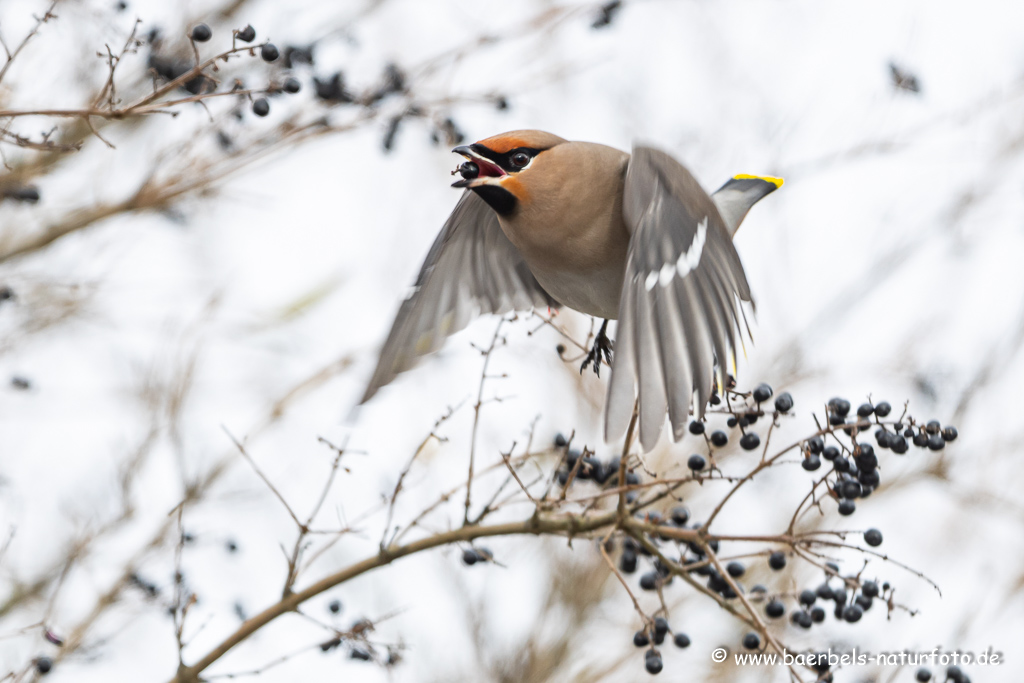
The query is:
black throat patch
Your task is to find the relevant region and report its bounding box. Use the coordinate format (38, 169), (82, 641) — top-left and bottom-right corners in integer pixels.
(473, 184), (517, 215)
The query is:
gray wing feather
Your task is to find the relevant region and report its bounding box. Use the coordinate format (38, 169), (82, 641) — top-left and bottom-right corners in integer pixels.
(605, 146), (754, 450)
(361, 191), (553, 403)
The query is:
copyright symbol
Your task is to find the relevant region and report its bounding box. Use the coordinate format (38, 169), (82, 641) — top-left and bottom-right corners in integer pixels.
(712, 647), (728, 663)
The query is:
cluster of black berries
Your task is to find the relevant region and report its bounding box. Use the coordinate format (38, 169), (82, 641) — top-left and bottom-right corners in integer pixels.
(598, 384), (958, 677)
(812, 398), (957, 517)
(554, 446), (635, 489)
(631, 615), (690, 673)
(318, 619), (401, 667)
(916, 666), (972, 683)
(753, 560), (891, 633)
(147, 23), (305, 119)
(695, 381), (795, 461)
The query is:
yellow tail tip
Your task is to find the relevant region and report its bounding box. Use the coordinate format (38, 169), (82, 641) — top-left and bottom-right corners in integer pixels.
(734, 173), (784, 189)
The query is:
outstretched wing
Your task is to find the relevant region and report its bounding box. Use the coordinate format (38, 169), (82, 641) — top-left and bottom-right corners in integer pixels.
(605, 146), (754, 451)
(361, 190), (555, 403)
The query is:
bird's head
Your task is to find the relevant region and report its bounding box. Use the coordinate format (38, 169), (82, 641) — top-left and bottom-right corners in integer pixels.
(450, 130), (567, 215)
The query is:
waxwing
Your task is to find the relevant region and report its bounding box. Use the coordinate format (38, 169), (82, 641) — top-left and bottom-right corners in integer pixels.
(361, 130), (782, 451)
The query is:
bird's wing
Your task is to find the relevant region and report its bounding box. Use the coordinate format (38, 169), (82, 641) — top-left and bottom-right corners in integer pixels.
(361, 190), (555, 403)
(605, 146), (754, 451)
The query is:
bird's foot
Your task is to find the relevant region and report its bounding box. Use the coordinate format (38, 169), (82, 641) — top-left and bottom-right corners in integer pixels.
(580, 320), (613, 377)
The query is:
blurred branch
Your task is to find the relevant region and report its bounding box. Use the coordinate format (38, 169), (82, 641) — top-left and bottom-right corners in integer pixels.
(0, 1), (57, 86)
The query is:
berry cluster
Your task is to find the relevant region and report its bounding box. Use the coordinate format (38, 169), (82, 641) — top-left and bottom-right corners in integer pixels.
(544, 383), (957, 678)
(631, 615), (689, 673)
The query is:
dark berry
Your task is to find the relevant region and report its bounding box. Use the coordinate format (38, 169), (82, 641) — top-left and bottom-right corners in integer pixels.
(925, 420), (941, 434)
(874, 401), (892, 417)
(828, 397), (851, 417)
(739, 432), (760, 450)
(670, 506), (690, 526)
(913, 432), (929, 447)
(842, 604), (863, 622)
(752, 383), (773, 402)
(653, 617), (669, 636)
(927, 434), (945, 451)
(855, 443), (876, 463)
(942, 426), (958, 442)
(282, 76), (301, 93)
(190, 24), (212, 42)
(829, 412), (846, 426)
(726, 561), (745, 578)
(915, 669), (932, 682)
(687, 454), (706, 471)
(710, 392), (721, 405)
(840, 480), (862, 499)
(834, 456), (851, 473)
(857, 403), (874, 418)
(810, 606), (826, 622)
(815, 583), (833, 600)
(226, 540), (238, 553)
(774, 392), (794, 413)
(673, 632), (691, 648)
(831, 587), (848, 604)
(554, 433), (568, 447)
(688, 420), (704, 435)
(252, 98), (270, 116)
(721, 585), (738, 599)
(742, 632), (761, 650)
(946, 666), (964, 682)
(350, 647), (372, 661)
(858, 469), (880, 487)
(707, 570), (728, 593)
(328, 599), (342, 614)
(802, 455), (822, 471)
(35, 657), (53, 674)
(645, 649), (663, 674)
(727, 416), (738, 428)
(461, 548), (479, 565)
(710, 430), (728, 447)
(863, 528), (883, 547)
(792, 610), (813, 628)
(799, 589), (816, 606)
(620, 551), (638, 574)
(768, 551), (786, 570)
(875, 429), (892, 448)
(807, 436), (824, 454)
(891, 435), (909, 454)
(634, 630), (649, 647)
(261, 43), (279, 62)
(838, 499), (856, 516)
(822, 446), (839, 461)
(855, 594), (873, 611)
(765, 599), (785, 618)
(237, 25), (256, 42)
(639, 571), (658, 591)
(861, 581), (879, 598)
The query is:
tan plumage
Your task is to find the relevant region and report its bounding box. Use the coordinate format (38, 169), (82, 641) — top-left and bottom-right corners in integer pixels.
(361, 130), (782, 451)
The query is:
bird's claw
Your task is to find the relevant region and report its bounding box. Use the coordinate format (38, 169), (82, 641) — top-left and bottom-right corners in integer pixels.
(580, 321), (613, 377)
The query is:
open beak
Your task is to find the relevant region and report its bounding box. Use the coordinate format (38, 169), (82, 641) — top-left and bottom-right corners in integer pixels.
(451, 145), (506, 188)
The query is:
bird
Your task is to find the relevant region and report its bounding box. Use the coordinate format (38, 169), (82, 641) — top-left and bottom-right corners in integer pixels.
(360, 130), (781, 451)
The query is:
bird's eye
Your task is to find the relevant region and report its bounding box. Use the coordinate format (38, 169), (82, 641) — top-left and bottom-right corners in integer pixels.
(510, 152), (530, 168)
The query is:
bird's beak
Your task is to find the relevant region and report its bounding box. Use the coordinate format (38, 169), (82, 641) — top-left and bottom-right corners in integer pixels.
(451, 145), (507, 188)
